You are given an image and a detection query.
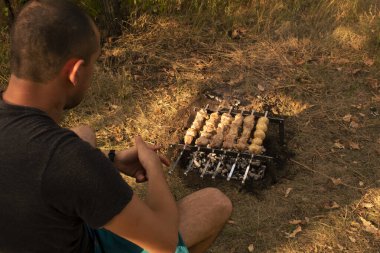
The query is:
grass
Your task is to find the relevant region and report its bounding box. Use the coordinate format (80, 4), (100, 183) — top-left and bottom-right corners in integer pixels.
(1, 0), (380, 252)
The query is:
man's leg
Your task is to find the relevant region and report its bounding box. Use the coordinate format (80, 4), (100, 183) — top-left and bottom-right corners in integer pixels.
(71, 125), (96, 148)
(178, 187), (233, 253)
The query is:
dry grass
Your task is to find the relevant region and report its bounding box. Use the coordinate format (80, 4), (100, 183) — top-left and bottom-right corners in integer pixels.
(1, 0), (380, 252)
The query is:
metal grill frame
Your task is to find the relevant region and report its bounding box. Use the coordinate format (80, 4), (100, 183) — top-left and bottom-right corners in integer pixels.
(169, 106), (286, 183)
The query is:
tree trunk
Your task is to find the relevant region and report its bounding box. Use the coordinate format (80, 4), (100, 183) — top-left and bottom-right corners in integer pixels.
(100, 0), (122, 38)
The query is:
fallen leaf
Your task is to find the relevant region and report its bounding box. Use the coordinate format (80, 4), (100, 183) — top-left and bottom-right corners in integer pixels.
(289, 219), (302, 225)
(247, 244), (255, 252)
(331, 177), (343, 186)
(333, 141), (345, 149)
(286, 225), (302, 238)
(349, 141), (360, 150)
(364, 58), (375, 66)
(351, 104), (363, 109)
(227, 220), (237, 225)
(361, 203), (374, 209)
(351, 221), (360, 228)
(359, 217), (380, 237)
(350, 226), (358, 232)
(343, 114), (352, 122)
(367, 78), (379, 90)
(349, 121), (359, 129)
(352, 68), (361, 75)
(324, 201), (340, 209)
(351, 116), (359, 122)
(285, 187), (293, 198)
(348, 236), (356, 243)
(257, 84), (265, 92)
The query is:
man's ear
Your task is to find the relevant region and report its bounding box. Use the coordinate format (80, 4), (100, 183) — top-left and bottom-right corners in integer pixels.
(64, 59), (85, 86)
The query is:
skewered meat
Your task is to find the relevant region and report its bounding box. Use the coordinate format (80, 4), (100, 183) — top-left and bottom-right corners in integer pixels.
(184, 109), (208, 145)
(235, 142), (248, 151)
(185, 128), (197, 137)
(257, 116), (269, 125)
(251, 138), (263, 146)
(184, 135), (193, 145)
(254, 129), (266, 139)
(234, 115), (255, 151)
(195, 112), (220, 146)
(247, 115), (269, 154)
(248, 144), (262, 154)
(255, 122), (267, 132)
(210, 113), (233, 148)
(195, 136), (210, 146)
(209, 134), (224, 148)
(222, 114), (243, 149)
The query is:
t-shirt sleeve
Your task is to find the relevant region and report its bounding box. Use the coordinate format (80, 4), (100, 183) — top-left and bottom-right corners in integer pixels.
(41, 131), (133, 228)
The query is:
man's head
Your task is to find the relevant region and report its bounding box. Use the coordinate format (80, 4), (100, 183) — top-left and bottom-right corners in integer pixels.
(10, 0), (100, 108)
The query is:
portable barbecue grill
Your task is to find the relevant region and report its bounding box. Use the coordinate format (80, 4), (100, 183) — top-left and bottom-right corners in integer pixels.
(169, 105), (287, 185)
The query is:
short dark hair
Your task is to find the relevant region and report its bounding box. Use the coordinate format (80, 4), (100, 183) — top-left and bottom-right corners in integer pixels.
(10, 0), (98, 83)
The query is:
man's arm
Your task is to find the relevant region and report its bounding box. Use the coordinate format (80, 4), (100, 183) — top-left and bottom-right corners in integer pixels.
(102, 145), (170, 183)
(103, 137), (179, 253)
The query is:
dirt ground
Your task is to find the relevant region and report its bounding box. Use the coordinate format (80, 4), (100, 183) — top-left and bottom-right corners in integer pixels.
(1, 6), (378, 252)
(58, 13), (380, 252)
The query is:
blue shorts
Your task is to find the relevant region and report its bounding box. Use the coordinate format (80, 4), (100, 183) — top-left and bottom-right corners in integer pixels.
(87, 227), (189, 253)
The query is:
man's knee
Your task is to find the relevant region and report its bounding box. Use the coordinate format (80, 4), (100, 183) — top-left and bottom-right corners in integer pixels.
(70, 125), (96, 147)
(203, 187), (233, 220)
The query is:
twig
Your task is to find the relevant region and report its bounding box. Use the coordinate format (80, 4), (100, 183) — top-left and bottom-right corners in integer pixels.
(290, 159), (365, 190)
(274, 85), (296, 90)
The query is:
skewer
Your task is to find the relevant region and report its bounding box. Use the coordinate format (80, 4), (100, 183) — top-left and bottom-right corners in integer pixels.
(227, 153), (240, 181)
(212, 151), (226, 179)
(168, 145), (186, 174)
(242, 155), (254, 184)
(184, 146), (201, 176)
(200, 149), (215, 178)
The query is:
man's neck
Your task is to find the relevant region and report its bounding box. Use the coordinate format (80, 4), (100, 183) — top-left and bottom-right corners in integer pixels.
(3, 75), (66, 123)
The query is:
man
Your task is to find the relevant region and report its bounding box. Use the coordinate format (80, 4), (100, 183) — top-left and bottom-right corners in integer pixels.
(0, 1), (233, 253)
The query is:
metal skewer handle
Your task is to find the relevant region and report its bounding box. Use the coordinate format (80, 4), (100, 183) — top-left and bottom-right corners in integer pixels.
(200, 149), (214, 178)
(227, 153), (240, 181)
(212, 151), (226, 179)
(242, 155), (254, 184)
(168, 145), (186, 174)
(184, 146), (201, 176)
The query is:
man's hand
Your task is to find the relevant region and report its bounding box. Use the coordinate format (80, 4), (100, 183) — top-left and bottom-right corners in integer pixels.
(112, 138), (170, 182)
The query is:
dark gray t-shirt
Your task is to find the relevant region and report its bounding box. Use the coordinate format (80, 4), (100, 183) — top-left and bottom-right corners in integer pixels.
(0, 96), (133, 252)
